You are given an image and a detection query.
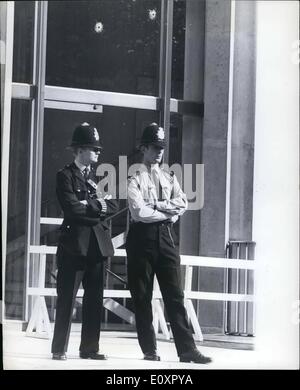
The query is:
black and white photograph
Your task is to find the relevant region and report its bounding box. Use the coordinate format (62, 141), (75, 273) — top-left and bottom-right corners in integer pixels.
(1, 0), (299, 374)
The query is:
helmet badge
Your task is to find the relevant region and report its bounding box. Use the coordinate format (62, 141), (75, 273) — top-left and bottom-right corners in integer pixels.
(157, 128), (165, 140)
(93, 128), (100, 141)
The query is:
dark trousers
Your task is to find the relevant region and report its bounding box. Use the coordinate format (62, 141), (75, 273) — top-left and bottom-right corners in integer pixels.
(126, 222), (196, 356)
(51, 233), (105, 354)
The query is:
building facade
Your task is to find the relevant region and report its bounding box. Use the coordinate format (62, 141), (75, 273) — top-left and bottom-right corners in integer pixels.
(1, 0), (297, 346)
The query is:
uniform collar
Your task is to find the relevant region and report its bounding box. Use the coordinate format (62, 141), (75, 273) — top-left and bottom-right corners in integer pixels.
(146, 163), (160, 173)
(151, 164), (160, 171)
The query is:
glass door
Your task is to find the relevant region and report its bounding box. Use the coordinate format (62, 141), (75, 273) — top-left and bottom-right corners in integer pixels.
(8, 0), (205, 322)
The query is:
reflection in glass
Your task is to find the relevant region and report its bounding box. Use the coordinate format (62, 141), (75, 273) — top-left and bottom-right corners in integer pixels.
(172, 0), (186, 99)
(169, 113), (183, 242)
(169, 113), (182, 167)
(13, 1), (35, 83)
(42, 109), (103, 222)
(46, 0), (161, 95)
(41, 106), (159, 222)
(5, 100), (31, 319)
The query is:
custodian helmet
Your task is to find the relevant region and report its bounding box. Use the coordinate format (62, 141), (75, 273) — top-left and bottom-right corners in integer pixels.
(69, 122), (103, 150)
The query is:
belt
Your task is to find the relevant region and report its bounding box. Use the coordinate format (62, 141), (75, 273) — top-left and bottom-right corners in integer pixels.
(130, 221), (172, 228)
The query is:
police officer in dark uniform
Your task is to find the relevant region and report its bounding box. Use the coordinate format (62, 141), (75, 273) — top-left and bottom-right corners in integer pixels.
(126, 123), (212, 364)
(51, 122), (118, 361)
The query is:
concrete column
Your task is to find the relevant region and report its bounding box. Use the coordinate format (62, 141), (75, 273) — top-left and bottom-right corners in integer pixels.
(180, 0), (205, 255)
(228, 1), (256, 241)
(180, 0), (232, 330)
(179, 0), (232, 330)
(198, 0), (231, 329)
(199, 0), (231, 258)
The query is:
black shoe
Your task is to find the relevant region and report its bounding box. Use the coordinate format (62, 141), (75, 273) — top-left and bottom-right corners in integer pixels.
(52, 353), (67, 361)
(79, 352), (107, 360)
(144, 352), (161, 361)
(179, 350), (212, 364)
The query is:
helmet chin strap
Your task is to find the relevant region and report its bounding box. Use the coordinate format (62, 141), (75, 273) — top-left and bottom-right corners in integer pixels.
(76, 151), (92, 167)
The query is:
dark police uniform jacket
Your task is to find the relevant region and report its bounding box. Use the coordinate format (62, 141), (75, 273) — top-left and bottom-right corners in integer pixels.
(56, 162), (119, 259)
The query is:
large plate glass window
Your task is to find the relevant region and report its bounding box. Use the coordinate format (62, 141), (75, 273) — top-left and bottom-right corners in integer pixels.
(13, 1), (35, 83)
(5, 100), (32, 319)
(46, 0), (161, 95)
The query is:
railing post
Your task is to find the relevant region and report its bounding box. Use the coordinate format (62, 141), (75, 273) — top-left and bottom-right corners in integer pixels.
(184, 264), (203, 341)
(26, 246), (51, 339)
(225, 240), (256, 336)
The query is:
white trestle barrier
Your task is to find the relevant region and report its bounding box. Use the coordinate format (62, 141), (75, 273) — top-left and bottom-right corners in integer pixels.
(26, 251), (52, 339)
(26, 234), (255, 340)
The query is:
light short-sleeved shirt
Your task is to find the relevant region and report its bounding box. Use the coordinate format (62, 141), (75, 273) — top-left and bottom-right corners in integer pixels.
(128, 164), (187, 223)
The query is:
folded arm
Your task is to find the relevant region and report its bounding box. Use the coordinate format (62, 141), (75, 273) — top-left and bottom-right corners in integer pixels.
(87, 196), (119, 218)
(56, 171), (97, 218)
(128, 178), (172, 223)
(57, 171), (119, 219)
(155, 175), (188, 216)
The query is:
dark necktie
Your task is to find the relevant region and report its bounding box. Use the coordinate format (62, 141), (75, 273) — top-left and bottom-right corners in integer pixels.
(152, 170), (163, 201)
(83, 167), (89, 180)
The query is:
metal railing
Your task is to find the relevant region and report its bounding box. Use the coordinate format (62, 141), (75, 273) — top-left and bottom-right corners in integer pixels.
(224, 240), (256, 336)
(39, 203), (130, 324)
(26, 244), (255, 340)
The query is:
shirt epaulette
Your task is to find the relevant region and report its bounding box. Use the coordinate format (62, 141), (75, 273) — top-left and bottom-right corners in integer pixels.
(63, 164), (72, 170)
(58, 165), (68, 173)
(161, 168), (175, 183)
(128, 174), (140, 189)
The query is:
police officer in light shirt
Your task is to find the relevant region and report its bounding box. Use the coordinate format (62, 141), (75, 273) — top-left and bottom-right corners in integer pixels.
(125, 123), (212, 364)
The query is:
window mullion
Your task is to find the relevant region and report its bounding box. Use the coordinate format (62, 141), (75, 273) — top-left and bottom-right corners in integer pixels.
(159, 0), (174, 164)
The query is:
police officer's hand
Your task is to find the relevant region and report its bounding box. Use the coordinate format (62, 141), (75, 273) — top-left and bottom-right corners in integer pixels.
(156, 206), (180, 215)
(167, 215), (179, 223)
(79, 200), (88, 205)
(96, 194), (112, 201)
(163, 209), (180, 215)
